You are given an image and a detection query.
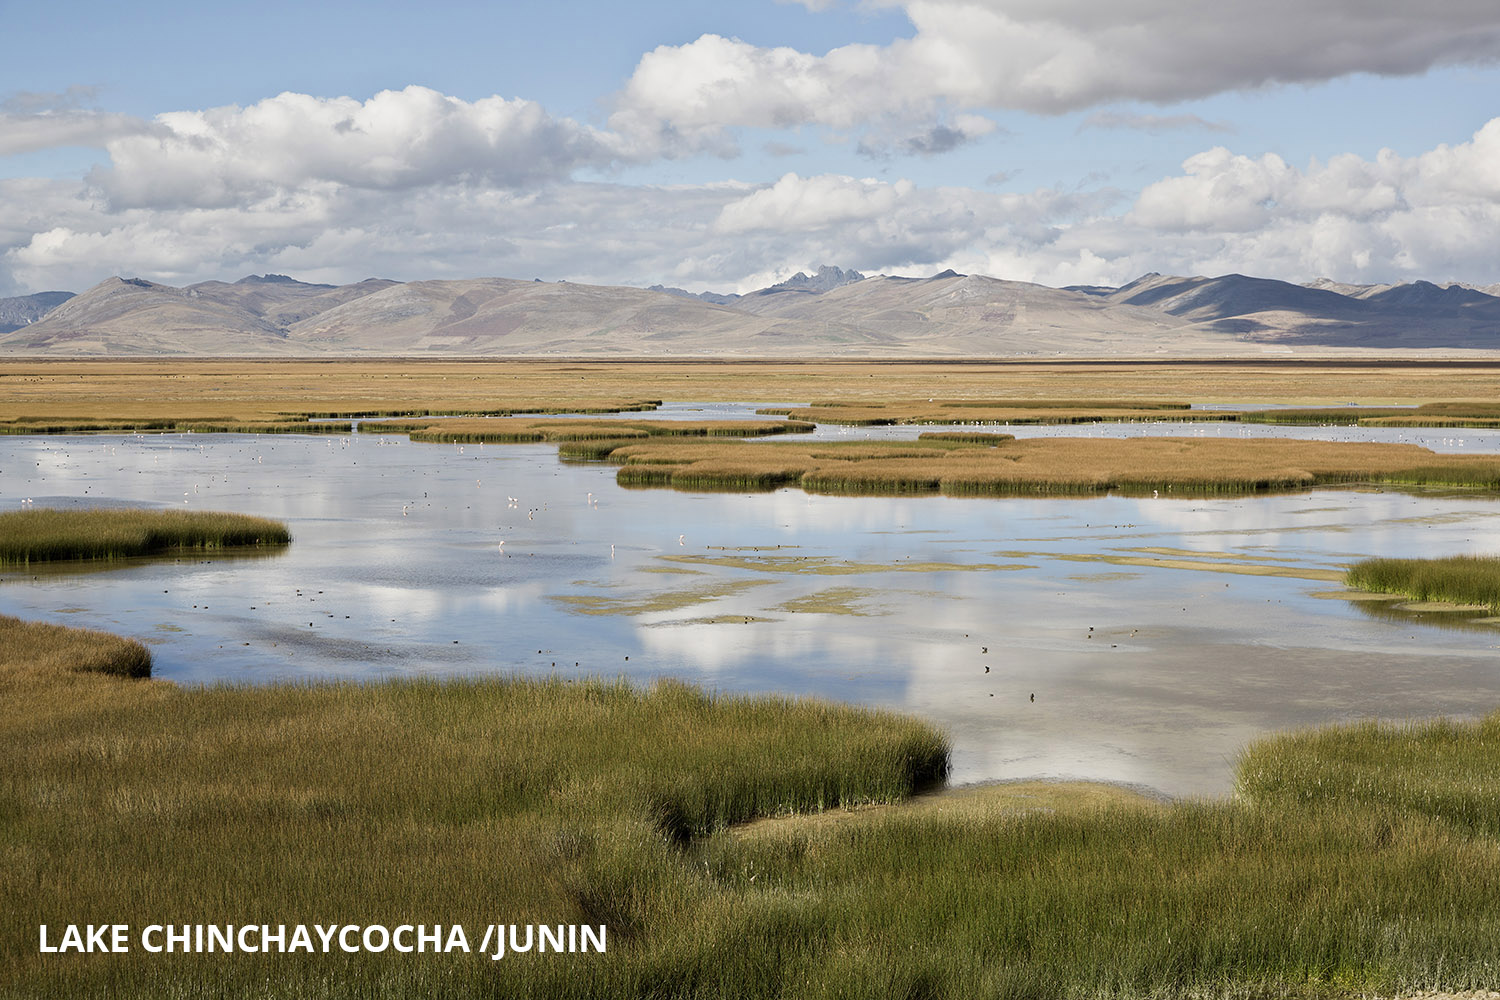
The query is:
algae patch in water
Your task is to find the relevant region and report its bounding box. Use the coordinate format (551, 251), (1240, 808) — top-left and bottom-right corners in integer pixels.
(1310, 590), (1406, 602)
(1122, 546), (1307, 565)
(1395, 600), (1494, 613)
(1001, 549), (1345, 582)
(644, 614), (778, 627)
(774, 587), (882, 616)
(550, 579), (773, 616)
(660, 554), (1033, 576)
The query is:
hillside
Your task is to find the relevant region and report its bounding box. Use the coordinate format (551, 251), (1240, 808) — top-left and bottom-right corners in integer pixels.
(2, 268), (1497, 357)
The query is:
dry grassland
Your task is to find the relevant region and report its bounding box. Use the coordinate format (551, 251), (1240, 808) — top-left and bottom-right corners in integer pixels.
(586, 435), (1500, 496)
(5, 360), (1500, 427)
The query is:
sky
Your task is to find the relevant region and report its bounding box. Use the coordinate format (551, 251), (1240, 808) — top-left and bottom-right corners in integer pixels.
(2, 0), (1499, 296)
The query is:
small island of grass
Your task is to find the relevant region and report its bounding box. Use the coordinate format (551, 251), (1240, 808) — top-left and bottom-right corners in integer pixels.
(0, 507), (290, 565)
(1345, 554), (1500, 611)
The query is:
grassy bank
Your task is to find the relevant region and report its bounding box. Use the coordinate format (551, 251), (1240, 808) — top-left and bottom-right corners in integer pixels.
(584, 435), (1500, 497)
(0, 417), (353, 435)
(2, 625), (948, 998)
(764, 398), (1500, 428)
(0, 508), (290, 564)
(0, 613), (151, 678)
(1345, 554), (1500, 611)
(364, 416), (814, 444)
(7, 360), (1500, 426)
(6, 622), (1500, 997)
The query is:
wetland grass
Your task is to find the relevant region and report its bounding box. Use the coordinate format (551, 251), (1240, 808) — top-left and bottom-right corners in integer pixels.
(8, 612), (1500, 996)
(9, 360), (1500, 428)
(0, 417), (352, 435)
(762, 398), (1230, 426)
(0, 613), (151, 678)
(3, 635), (947, 998)
(0, 508), (290, 564)
(365, 416), (814, 445)
(587, 435), (1500, 498)
(1345, 554), (1500, 611)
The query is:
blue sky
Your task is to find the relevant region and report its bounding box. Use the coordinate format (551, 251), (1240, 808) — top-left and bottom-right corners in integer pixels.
(2, 0), (1499, 295)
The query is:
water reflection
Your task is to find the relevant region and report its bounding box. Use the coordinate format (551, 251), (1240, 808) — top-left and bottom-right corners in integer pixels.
(2, 424), (1498, 798)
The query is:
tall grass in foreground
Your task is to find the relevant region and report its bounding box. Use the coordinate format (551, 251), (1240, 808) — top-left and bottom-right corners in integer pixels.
(0, 508), (290, 564)
(2, 637), (947, 999)
(1345, 554), (1500, 610)
(7, 619), (1500, 998)
(0, 614), (150, 678)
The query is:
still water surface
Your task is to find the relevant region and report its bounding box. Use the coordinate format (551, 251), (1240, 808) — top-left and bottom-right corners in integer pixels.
(4, 410), (1499, 797)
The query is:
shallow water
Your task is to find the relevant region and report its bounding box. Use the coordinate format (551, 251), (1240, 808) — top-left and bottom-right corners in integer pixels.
(4, 419), (1500, 798)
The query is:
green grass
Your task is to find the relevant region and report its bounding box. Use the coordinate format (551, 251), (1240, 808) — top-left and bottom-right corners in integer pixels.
(2, 628), (948, 998)
(1345, 554), (1500, 610)
(0, 613), (151, 678)
(8, 625), (1500, 997)
(0, 508), (291, 564)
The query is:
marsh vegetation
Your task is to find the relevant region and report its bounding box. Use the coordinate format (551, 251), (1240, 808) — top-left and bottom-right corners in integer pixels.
(0, 508), (290, 565)
(7, 632), (1500, 997)
(0, 508), (291, 564)
(1345, 554), (1500, 611)
(580, 434), (1500, 497)
(365, 415), (814, 444)
(7, 359), (1500, 428)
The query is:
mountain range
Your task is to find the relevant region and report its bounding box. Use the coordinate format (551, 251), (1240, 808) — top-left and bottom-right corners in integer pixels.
(2, 267), (1498, 357)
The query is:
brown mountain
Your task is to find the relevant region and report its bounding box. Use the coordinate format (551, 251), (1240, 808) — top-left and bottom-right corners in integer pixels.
(3, 269), (1498, 357)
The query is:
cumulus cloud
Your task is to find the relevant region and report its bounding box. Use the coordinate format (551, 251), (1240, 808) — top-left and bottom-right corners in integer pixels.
(91, 86), (623, 210)
(610, 0), (1500, 147)
(5, 106), (1500, 298)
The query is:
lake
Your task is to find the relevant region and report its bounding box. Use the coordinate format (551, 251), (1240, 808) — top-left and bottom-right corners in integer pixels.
(4, 409), (1500, 797)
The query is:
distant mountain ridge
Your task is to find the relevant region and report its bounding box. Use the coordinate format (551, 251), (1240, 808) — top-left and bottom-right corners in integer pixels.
(0, 291), (75, 334)
(648, 264), (866, 306)
(3, 267), (1498, 357)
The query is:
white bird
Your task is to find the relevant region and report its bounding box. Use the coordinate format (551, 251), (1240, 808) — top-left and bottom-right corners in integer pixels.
(678, 534), (685, 545)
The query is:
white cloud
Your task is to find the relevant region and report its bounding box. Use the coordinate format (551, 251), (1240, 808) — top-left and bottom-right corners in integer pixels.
(91, 86), (623, 210)
(0, 110), (162, 156)
(610, 0), (1500, 147)
(5, 93), (1500, 298)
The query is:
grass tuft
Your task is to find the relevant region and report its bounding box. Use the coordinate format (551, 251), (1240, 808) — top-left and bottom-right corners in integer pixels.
(0, 508), (291, 564)
(1345, 554), (1500, 611)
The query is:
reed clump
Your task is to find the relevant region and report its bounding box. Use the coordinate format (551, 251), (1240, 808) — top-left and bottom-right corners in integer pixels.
(916, 431), (1014, 444)
(1345, 554), (1500, 610)
(0, 613), (151, 678)
(585, 435), (1500, 497)
(0, 417), (351, 435)
(0, 508), (291, 564)
(366, 416), (813, 445)
(764, 398), (1231, 426)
